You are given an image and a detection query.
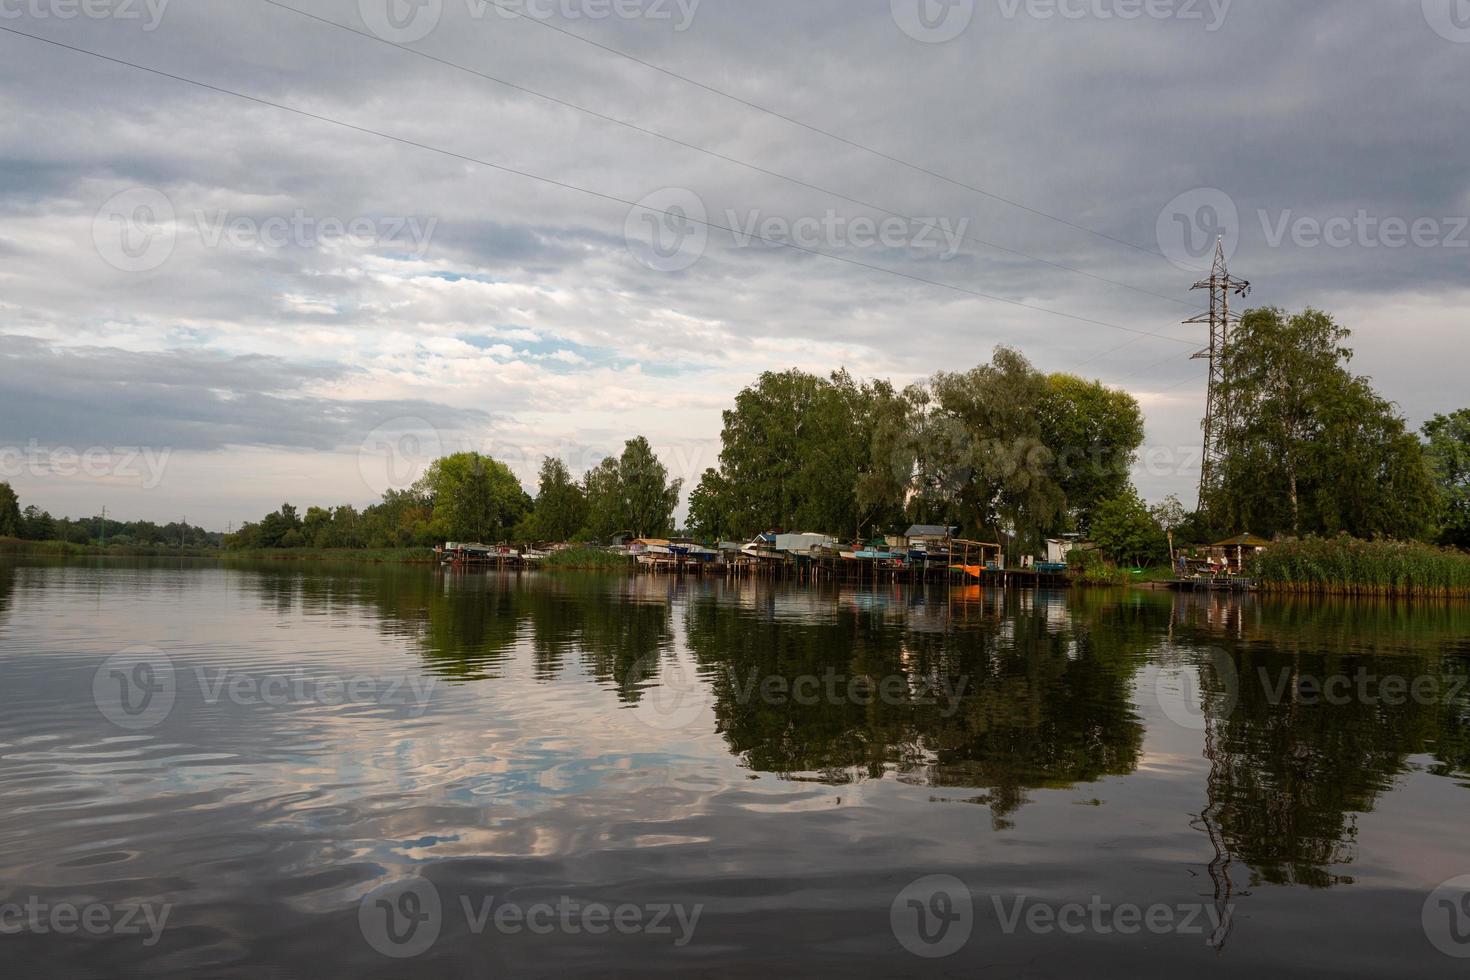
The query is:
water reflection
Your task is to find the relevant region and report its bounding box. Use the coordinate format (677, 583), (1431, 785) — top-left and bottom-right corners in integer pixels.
(231, 564), (1470, 882)
(6, 560), (1470, 976)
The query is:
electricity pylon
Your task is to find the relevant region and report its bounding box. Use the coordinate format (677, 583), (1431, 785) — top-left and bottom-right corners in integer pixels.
(1186, 239), (1251, 510)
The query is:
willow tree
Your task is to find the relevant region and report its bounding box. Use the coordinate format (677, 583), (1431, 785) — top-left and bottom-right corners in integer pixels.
(416, 452), (530, 543)
(1039, 373), (1145, 535)
(696, 368), (908, 539)
(925, 347), (1067, 549)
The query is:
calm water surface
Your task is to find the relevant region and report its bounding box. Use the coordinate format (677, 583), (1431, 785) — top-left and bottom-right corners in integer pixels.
(2, 559), (1469, 977)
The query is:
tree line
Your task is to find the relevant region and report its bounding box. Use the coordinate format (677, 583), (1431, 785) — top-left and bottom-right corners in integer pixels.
(223, 435), (682, 550)
(0, 486), (220, 549)
(6, 305), (1467, 563)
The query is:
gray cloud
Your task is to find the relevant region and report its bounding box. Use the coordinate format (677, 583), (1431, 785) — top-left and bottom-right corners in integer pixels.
(0, 335), (494, 452)
(0, 0), (1464, 522)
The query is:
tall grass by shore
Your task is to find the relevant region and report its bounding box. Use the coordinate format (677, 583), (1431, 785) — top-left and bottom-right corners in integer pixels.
(1252, 537), (1470, 598)
(1068, 550), (1130, 587)
(0, 537), (218, 558)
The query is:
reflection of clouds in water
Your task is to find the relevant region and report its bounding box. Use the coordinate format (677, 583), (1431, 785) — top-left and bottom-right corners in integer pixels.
(4, 563), (1470, 975)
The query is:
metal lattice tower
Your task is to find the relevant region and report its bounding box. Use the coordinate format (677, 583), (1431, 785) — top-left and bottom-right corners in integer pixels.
(1186, 239), (1251, 510)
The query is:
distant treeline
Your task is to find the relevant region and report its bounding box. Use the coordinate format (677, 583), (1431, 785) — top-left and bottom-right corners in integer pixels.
(0, 487), (220, 551)
(223, 436), (682, 551)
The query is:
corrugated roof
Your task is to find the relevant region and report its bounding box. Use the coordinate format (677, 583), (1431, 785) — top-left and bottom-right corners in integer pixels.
(905, 524), (957, 537)
(1211, 534), (1273, 548)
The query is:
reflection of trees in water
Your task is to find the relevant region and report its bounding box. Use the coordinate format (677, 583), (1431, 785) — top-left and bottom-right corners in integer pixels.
(522, 575), (676, 700)
(232, 563), (1470, 881)
(684, 585), (1147, 829)
(0, 562), (14, 631)
(1179, 595), (1470, 890)
(239, 565), (676, 688)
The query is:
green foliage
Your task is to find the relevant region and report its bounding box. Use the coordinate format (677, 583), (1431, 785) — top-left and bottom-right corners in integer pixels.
(700, 369), (906, 539)
(542, 546), (633, 570)
(531, 456), (587, 542)
(1252, 536), (1470, 597)
(1040, 373), (1146, 535)
(1423, 409), (1470, 548)
(418, 452), (531, 543)
(687, 468), (733, 541)
(617, 436), (683, 538)
(925, 348), (1066, 547)
(1066, 548), (1130, 587)
(578, 438), (682, 541)
(19, 505), (55, 541)
(0, 483), (20, 538)
(1213, 308), (1440, 540)
(1091, 488), (1167, 567)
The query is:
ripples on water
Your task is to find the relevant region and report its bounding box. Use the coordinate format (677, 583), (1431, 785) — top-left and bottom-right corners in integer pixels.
(1, 559), (1468, 977)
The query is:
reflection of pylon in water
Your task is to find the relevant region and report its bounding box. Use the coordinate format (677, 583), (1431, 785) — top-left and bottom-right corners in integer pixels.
(1187, 238), (1251, 510)
(1199, 712), (1236, 952)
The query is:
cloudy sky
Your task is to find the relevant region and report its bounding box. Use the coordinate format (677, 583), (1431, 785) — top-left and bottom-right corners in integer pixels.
(2, 0), (1467, 529)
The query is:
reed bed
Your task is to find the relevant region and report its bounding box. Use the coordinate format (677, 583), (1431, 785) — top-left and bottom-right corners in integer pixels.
(1252, 536), (1470, 598)
(1068, 550), (1131, 588)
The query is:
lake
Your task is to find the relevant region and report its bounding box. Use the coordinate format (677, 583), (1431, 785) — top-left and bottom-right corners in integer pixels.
(1, 559), (1469, 977)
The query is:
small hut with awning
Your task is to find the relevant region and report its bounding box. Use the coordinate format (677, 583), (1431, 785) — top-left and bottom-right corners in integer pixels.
(1208, 534), (1273, 573)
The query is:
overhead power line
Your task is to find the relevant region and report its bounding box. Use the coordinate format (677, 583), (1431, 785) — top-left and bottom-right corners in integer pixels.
(455, 0), (1175, 262)
(1, 26), (1200, 349)
(259, 0), (1199, 313)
